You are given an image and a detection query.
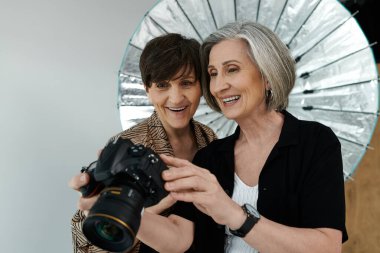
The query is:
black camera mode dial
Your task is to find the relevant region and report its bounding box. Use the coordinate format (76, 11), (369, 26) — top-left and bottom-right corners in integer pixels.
(128, 145), (145, 157)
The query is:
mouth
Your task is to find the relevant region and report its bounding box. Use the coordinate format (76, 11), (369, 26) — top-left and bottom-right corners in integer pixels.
(167, 106), (187, 112)
(221, 96), (240, 104)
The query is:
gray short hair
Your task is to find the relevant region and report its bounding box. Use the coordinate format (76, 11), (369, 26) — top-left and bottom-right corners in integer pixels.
(201, 21), (295, 112)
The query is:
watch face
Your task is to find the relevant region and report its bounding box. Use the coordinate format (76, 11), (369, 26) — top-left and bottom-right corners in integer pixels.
(244, 204), (260, 218)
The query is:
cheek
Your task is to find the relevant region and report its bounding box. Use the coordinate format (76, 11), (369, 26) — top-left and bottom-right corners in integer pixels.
(188, 86), (202, 103)
(190, 94), (201, 108)
(147, 91), (164, 106)
(192, 95), (201, 108)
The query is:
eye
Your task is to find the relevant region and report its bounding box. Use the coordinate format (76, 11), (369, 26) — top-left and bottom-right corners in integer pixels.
(155, 81), (169, 89)
(208, 70), (217, 78)
(181, 80), (195, 87)
(227, 66), (239, 73)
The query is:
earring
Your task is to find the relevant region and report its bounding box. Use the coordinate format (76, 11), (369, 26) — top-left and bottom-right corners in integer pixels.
(265, 89), (273, 103)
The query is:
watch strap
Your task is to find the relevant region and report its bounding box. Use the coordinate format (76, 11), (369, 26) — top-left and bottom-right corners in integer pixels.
(229, 204), (260, 237)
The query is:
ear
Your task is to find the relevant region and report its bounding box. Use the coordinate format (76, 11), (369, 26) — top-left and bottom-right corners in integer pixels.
(264, 78), (271, 90)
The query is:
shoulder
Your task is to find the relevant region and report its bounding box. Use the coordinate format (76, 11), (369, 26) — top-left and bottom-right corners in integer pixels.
(283, 111), (339, 148)
(285, 114), (344, 179)
(192, 119), (218, 149)
(193, 133), (234, 163)
(297, 119), (340, 147)
(108, 118), (150, 145)
(192, 120), (217, 139)
(199, 134), (231, 151)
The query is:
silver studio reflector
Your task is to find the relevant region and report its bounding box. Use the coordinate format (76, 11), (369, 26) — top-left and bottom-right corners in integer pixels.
(118, 0), (379, 180)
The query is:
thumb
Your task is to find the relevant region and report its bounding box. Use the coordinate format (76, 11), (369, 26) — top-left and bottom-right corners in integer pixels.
(68, 173), (89, 190)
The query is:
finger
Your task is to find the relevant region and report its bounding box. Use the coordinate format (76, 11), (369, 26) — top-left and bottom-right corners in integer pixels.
(170, 192), (227, 218)
(162, 167), (193, 181)
(78, 195), (98, 211)
(165, 175), (209, 192)
(162, 165), (209, 182)
(160, 154), (191, 168)
(145, 195), (177, 214)
(68, 173), (89, 190)
(169, 191), (205, 204)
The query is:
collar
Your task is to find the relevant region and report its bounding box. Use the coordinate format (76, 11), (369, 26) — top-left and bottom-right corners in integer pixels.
(146, 111), (174, 156)
(146, 111), (215, 154)
(277, 110), (299, 147)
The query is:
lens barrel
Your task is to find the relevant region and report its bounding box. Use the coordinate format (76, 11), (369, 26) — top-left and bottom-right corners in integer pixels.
(81, 139), (169, 252)
(83, 185), (144, 252)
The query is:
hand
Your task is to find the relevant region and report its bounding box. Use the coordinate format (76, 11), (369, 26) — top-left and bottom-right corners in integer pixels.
(145, 194), (177, 215)
(144, 167), (178, 214)
(68, 172), (99, 216)
(68, 149), (103, 216)
(160, 154), (243, 228)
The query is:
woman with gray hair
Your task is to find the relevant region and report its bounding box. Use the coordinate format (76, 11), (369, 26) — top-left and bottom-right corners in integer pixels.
(155, 21), (347, 252)
(74, 22), (348, 253)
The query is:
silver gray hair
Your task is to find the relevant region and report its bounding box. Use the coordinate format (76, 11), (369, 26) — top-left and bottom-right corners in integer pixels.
(201, 21), (295, 112)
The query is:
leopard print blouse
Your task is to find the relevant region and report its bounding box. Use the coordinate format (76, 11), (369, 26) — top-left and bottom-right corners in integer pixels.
(71, 111), (217, 253)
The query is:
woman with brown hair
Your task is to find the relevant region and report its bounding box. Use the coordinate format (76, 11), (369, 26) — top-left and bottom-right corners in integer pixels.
(69, 33), (217, 253)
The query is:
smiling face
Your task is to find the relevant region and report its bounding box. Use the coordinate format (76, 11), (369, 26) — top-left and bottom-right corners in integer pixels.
(146, 68), (201, 133)
(208, 39), (267, 121)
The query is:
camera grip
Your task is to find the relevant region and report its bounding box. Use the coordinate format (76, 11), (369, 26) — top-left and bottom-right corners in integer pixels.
(80, 162), (104, 198)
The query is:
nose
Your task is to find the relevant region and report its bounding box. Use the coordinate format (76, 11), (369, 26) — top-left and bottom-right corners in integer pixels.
(168, 85), (185, 104)
(211, 74), (229, 95)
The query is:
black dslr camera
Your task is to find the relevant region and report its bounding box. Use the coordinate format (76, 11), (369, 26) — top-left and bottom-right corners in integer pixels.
(80, 137), (168, 252)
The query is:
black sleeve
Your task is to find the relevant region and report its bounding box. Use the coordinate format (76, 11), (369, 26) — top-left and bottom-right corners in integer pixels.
(299, 126), (348, 242)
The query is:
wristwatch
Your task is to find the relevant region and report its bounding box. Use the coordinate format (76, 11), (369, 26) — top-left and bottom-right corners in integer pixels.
(229, 203), (261, 237)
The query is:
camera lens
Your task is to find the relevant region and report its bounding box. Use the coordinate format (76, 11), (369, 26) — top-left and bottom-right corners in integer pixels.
(95, 220), (123, 242)
(83, 185), (145, 252)
(84, 215), (135, 252)
(81, 139), (169, 252)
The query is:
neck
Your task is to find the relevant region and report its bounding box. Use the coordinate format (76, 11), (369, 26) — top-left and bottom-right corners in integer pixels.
(163, 123), (198, 161)
(163, 123), (193, 141)
(237, 109), (284, 144)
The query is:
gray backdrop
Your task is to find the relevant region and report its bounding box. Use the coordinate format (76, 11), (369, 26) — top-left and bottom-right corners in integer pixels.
(0, 0), (156, 252)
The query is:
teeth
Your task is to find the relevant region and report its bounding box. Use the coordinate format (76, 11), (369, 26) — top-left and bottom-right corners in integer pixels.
(222, 96), (240, 103)
(169, 106), (186, 111)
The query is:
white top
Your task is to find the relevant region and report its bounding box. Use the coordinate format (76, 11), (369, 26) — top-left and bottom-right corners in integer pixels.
(225, 173), (259, 253)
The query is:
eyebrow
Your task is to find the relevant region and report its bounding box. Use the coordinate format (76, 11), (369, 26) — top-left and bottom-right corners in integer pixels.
(208, 60), (242, 69)
(169, 74), (195, 82)
(179, 75), (195, 80)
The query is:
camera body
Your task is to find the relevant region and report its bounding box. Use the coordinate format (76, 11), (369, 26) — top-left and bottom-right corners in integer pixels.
(80, 137), (168, 252)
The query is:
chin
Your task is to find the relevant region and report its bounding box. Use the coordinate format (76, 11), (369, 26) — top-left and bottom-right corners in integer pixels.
(170, 120), (190, 130)
(224, 115), (238, 121)
(220, 108), (239, 120)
